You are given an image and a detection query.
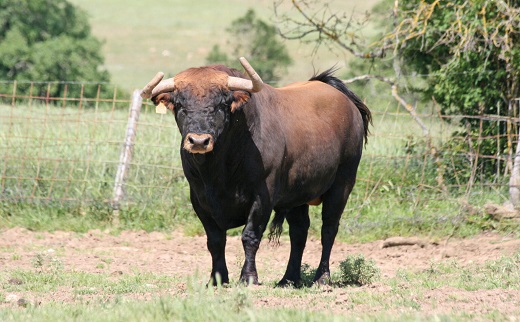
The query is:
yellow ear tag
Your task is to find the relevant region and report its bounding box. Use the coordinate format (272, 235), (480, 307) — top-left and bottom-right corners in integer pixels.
(155, 102), (167, 114)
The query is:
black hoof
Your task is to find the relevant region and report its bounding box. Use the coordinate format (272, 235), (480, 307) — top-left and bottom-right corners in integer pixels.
(239, 275), (259, 285)
(207, 273), (229, 287)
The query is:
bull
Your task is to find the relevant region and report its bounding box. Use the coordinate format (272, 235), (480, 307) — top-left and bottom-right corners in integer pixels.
(141, 57), (371, 286)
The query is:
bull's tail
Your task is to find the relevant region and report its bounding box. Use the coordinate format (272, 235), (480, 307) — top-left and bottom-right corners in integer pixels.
(309, 69), (372, 145)
(268, 210), (285, 245)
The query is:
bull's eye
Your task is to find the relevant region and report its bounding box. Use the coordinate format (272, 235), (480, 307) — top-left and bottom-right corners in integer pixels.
(215, 108), (226, 128)
(177, 109), (186, 125)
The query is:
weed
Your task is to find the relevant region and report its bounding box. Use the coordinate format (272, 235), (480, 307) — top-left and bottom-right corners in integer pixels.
(338, 254), (381, 286)
(32, 250), (63, 275)
(300, 263), (317, 286)
(231, 287), (251, 313)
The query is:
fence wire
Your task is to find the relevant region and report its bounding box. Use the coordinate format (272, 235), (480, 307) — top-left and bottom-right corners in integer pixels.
(0, 81), (516, 225)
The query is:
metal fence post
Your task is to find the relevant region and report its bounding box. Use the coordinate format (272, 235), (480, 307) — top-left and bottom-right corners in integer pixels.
(112, 89), (142, 224)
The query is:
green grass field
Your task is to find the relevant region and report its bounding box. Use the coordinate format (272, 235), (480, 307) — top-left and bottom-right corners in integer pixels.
(67, 0), (380, 92)
(1, 97), (516, 240)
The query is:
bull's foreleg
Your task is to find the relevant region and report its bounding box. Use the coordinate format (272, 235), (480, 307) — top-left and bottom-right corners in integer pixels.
(206, 227), (228, 285)
(240, 196), (271, 285)
(277, 205), (310, 287)
(191, 193), (229, 286)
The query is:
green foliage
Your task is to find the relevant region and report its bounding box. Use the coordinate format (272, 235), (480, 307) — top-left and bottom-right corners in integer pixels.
(300, 256), (381, 287)
(206, 9), (292, 83)
(300, 263), (318, 286)
(0, 0), (111, 99)
(338, 254), (381, 286)
(394, 0), (519, 175)
(346, 0), (519, 179)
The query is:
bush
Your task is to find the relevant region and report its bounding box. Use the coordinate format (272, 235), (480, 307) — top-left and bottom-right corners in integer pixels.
(338, 254), (380, 286)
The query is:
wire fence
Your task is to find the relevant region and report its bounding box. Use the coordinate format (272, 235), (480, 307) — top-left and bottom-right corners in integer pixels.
(0, 80), (518, 227)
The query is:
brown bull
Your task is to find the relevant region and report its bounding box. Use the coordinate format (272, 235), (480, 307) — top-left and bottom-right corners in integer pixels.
(141, 57), (371, 286)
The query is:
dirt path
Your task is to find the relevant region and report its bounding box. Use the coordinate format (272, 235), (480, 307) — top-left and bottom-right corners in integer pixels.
(1, 228), (519, 317)
(2, 228), (518, 279)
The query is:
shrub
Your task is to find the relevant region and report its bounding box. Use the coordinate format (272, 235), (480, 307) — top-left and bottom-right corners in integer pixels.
(338, 254), (380, 286)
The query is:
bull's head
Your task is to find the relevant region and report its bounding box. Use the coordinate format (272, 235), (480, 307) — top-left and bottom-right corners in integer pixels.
(141, 57), (263, 154)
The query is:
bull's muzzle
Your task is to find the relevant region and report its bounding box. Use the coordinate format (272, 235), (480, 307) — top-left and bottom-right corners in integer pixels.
(184, 133), (214, 154)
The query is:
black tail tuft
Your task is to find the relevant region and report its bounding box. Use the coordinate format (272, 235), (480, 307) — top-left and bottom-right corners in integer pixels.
(310, 68), (372, 144)
(268, 211), (285, 246)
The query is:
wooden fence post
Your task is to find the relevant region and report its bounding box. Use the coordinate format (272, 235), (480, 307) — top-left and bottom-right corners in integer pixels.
(112, 90), (142, 224)
(510, 98), (520, 208)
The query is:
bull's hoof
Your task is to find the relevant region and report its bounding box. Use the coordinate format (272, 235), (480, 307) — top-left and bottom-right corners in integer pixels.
(207, 273), (229, 287)
(239, 275), (259, 285)
(313, 272), (331, 286)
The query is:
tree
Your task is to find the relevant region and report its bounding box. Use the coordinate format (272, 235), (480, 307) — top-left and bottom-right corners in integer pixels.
(275, 0), (520, 205)
(206, 9), (292, 83)
(275, 0), (519, 126)
(0, 0), (110, 99)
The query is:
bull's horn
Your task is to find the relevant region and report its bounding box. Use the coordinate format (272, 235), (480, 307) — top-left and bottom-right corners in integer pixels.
(151, 77), (175, 97)
(227, 57), (263, 93)
(141, 72), (164, 98)
(140, 72), (176, 99)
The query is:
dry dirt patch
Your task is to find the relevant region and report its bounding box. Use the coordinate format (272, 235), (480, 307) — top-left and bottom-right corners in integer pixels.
(1, 228), (519, 317)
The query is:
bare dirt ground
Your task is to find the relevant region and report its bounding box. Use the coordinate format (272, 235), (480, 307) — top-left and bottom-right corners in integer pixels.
(1, 227), (520, 317)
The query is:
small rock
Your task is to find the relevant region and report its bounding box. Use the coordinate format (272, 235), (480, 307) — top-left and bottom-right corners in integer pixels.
(111, 270), (123, 276)
(8, 278), (23, 285)
(5, 294), (19, 302)
(17, 298), (29, 307)
(158, 254), (172, 261)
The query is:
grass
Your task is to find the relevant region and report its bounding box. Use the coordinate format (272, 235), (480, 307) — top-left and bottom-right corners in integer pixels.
(66, 0), (381, 92)
(0, 100), (192, 232)
(394, 251), (520, 291)
(2, 95), (519, 240)
(0, 251), (519, 321)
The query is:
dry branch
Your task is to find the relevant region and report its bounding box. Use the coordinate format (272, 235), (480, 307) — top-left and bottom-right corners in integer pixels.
(381, 236), (428, 248)
(344, 75), (430, 136)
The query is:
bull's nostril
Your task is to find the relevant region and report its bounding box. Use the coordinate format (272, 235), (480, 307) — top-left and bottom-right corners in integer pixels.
(186, 134), (213, 152)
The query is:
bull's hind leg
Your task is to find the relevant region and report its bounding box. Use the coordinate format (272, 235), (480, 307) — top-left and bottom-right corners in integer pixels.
(277, 204), (310, 287)
(314, 165), (358, 284)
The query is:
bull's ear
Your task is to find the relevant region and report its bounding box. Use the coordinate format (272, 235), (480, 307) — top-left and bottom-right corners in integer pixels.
(152, 93), (175, 112)
(230, 91), (250, 113)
